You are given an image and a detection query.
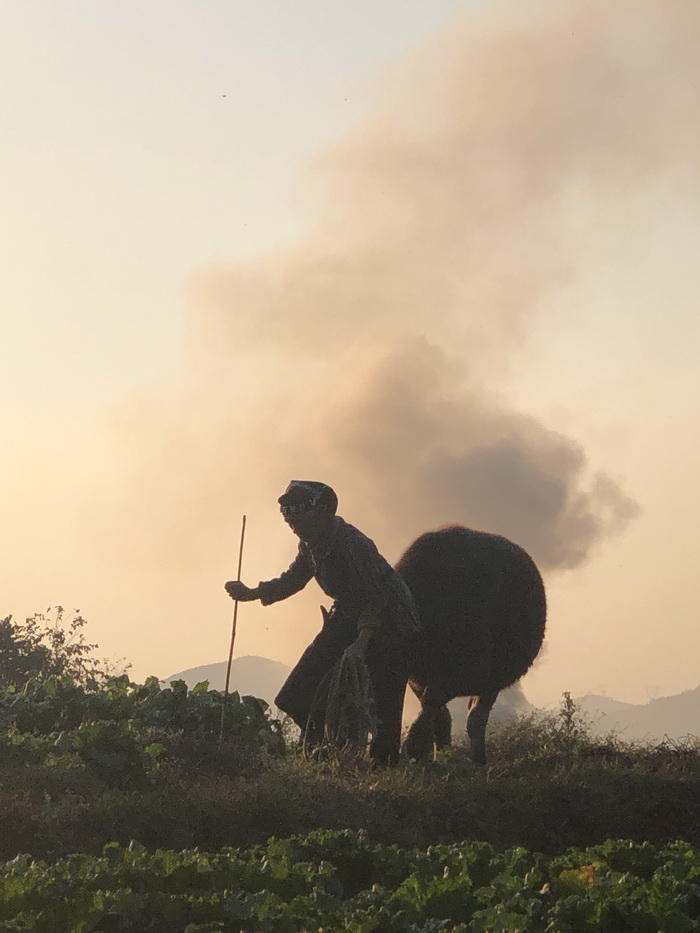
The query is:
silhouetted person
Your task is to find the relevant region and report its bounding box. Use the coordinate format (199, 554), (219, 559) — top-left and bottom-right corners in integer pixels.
(225, 480), (419, 763)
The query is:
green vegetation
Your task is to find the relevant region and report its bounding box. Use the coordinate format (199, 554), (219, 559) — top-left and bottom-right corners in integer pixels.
(0, 607), (122, 691)
(1, 612), (700, 929)
(2, 833), (700, 932)
(2, 675), (698, 861)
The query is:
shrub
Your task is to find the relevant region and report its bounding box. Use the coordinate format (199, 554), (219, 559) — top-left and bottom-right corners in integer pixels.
(0, 607), (124, 690)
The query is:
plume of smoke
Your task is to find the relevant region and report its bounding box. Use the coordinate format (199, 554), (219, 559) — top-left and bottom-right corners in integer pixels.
(94, 0), (700, 576)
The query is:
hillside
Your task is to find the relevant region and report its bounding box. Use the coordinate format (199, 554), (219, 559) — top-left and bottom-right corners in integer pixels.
(165, 655), (291, 707)
(577, 685), (700, 743)
(3, 672), (700, 863)
(166, 655), (537, 732)
(3, 670), (700, 930)
(167, 655), (700, 743)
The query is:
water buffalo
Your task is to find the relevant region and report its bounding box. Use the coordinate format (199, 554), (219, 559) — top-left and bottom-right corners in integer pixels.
(396, 525), (546, 764)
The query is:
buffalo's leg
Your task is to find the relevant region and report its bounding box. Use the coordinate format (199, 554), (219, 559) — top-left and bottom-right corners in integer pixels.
(403, 685), (448, 761)
(434, 705), (452, 750)
(467, 690), (499, 765)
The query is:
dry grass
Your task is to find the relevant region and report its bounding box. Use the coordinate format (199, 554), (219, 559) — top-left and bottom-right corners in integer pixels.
(2, 707), (700, 861)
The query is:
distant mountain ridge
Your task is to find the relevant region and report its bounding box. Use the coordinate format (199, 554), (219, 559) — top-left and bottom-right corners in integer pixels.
(576, 686), (700, 743)
(165, 657), (700, 742)
(165, 656), (291, 708)
(165, 655), (535, 727)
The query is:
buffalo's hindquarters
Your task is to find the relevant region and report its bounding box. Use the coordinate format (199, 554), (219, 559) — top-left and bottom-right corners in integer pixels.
(396, 525), (546, 765)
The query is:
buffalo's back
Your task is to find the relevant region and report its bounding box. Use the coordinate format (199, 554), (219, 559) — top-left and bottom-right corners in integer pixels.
(396, 525), (546, 699)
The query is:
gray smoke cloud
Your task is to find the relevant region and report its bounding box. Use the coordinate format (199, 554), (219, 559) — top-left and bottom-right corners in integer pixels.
(96, 0), (700, 576)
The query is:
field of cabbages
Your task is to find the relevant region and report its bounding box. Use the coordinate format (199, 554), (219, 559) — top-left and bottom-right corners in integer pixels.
(2, 676), (700, 931)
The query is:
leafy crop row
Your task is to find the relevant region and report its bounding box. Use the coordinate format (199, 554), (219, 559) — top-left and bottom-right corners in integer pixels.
(0, 675), (281, 740)
(0, 675), (285, 786)
(1, 830), (699, 932)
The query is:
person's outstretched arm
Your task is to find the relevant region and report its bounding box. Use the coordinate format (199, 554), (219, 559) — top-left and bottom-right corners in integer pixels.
(225, 544), (314, 605)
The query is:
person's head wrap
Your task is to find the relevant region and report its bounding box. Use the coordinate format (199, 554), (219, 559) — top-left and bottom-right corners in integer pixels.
(278, 481), (338, 517)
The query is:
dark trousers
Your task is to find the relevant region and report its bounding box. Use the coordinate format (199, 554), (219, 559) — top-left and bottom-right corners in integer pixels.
(275, 606), (409, 764)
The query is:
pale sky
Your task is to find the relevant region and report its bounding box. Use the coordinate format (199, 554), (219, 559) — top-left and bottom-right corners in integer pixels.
(2, 0), (699, 710)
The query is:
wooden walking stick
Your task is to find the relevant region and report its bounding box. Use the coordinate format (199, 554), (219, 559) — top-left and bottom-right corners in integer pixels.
(220, 514), (247, 739)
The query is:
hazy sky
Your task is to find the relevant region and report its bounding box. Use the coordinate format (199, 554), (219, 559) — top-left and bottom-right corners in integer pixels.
(3, 0), (699, 710)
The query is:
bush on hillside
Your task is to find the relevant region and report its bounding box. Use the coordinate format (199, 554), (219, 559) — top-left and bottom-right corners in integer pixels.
(0, 607), (122, 690)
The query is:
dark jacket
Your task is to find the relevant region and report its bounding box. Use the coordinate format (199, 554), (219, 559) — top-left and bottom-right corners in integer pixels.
(257, 516), (420, 636)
